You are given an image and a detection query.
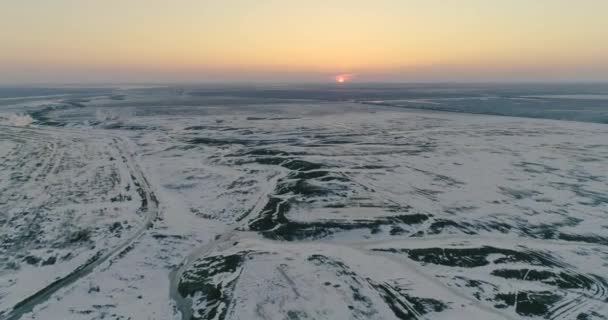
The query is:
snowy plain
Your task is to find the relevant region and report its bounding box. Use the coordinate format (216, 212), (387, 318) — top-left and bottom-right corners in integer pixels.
(0, 85), (607, 319)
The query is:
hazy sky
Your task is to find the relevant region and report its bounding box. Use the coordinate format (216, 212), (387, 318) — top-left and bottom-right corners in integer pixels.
(1, 0), (607, 84)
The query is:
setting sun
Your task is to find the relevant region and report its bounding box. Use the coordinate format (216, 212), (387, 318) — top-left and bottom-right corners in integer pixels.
(335, 74), (353, 83)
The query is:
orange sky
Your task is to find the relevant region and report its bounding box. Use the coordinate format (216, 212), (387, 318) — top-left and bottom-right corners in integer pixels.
(1, 0), (607, 83)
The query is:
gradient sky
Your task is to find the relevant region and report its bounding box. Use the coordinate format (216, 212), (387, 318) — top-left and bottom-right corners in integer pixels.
(1, 0), (608, 83)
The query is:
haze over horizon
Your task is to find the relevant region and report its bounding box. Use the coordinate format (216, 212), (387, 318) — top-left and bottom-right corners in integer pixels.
(2, 0), (608, 84)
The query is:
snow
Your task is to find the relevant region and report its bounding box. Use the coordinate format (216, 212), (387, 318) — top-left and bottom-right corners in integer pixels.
(1, 87), (607, 319)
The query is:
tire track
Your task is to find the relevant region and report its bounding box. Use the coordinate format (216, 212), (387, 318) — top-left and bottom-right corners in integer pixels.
(526, 251), (608, 320)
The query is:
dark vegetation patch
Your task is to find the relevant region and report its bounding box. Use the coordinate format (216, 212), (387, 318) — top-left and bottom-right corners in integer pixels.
(260, 214), (430, 241)
(42, 256), (56, 266)
(498, 186), (542, 200)
(188, 137), (258, 146)
(281, 159), (323, 171)
(371, 282), (448, 319)
(110, 194), (132, 202)
(373, 246), (558, 268)
(188, 137), (300, 147)
(520, 223), (608, 246)
(494, 291), (562, 316)
(491, 268), (604, 290)
(101, 123), (150, 131)
(473, 220), (513, 234)
(23, 255), (41, 265)
(184, 126), (208, 130)
(576, 311), (608, 320)
(414, 219), (477, 236)
(108, 222), (123, 233)
(557, 233), (608, 246)
(244, 148), (290, 156)
(178, 252), (251, 320)
(129, 174), (148, 209)
(516, 161), (559, 174)
(68, 229), (92, 243)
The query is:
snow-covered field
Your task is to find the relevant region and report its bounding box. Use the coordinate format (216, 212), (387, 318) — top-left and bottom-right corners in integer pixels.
(1, 87), (607, 319)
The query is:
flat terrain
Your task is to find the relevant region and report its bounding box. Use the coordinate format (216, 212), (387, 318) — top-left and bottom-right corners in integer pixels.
(1, 85), (607, 319)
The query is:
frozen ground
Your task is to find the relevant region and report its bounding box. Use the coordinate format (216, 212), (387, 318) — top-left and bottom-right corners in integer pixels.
(0, 85), (607, 319)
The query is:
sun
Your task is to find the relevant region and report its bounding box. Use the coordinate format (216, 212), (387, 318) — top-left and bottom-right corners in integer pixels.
(335, 73), (353, 83)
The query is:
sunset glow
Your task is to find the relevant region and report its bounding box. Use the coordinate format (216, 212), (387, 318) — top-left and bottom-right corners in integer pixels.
(1, 0), (608, 83)
(335, 74), (353, 83)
